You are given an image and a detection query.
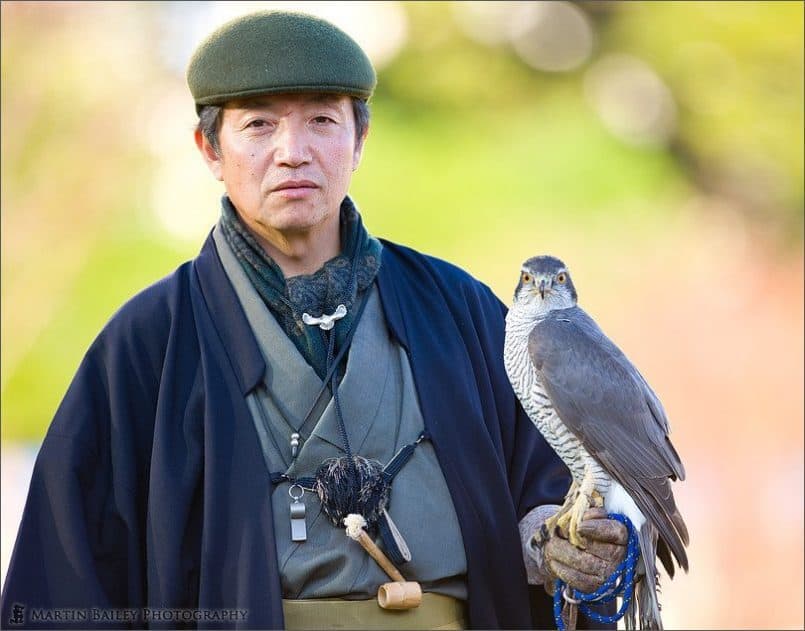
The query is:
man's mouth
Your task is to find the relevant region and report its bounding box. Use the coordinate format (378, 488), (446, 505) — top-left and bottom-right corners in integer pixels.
(272, 180), (318, 199)
(273, 180), (318, 191)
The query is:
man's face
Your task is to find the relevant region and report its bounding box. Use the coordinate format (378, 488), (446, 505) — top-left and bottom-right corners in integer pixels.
(197, 93), (365, 247)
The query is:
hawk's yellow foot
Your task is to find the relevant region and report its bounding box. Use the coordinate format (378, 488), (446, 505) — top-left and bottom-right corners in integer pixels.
(561, 469), (597, 548)
(564, 489), (593, 548)
(541, 480), (578, 542)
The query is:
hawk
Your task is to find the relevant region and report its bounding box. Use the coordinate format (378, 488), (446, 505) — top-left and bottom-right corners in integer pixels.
(503, 255), (688, 629)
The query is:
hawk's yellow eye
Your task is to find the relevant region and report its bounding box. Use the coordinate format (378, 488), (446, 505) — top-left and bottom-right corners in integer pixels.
(522, 273), (532, 284)
(557, 272), (567, 284)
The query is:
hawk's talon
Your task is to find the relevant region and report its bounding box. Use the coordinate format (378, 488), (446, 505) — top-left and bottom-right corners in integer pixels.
(563, 468), (597, 549)
(533, 523), (550, 549)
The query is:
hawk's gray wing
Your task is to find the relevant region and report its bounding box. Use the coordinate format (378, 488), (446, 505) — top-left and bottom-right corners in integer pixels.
(528, 307), (689, 572)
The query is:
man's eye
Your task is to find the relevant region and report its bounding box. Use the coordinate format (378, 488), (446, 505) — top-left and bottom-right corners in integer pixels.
(243, 118), (271, 131)
(313, 116), (335, 124)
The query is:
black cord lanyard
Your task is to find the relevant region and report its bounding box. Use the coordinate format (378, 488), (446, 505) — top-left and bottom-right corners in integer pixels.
(267, 284), (371, 483)
(268, 270), (371, 544)
(266, 280), (429, 552)
(270, 430), (430, 490)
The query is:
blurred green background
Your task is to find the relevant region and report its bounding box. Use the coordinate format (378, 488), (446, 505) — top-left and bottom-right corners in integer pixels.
(1, 2), (803, 628)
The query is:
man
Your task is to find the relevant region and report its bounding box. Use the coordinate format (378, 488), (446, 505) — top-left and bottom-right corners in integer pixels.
(1, 11), (625, 630)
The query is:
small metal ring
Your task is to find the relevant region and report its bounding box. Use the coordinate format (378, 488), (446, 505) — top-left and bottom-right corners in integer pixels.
(562, 586), (581, 605)
(288, 484), (304, 501)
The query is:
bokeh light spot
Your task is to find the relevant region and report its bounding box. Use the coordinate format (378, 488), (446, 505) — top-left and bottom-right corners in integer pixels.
(584, 53), (677, 146)
(508, 1), (595, 73)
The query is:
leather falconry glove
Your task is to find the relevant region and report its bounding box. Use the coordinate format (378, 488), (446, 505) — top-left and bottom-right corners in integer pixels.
(536, 507), (628, 595)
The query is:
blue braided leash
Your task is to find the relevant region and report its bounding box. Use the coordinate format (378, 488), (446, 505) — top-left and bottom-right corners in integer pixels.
(553, 513), (639, 631)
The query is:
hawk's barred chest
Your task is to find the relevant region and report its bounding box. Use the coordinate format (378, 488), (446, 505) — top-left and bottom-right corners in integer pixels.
(504, 311), (608, 490)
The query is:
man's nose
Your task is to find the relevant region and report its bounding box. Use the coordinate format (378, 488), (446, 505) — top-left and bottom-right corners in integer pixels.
(273, 121), (312, 167)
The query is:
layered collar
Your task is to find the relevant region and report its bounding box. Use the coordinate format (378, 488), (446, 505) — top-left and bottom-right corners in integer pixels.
(218, 195), (383, 379)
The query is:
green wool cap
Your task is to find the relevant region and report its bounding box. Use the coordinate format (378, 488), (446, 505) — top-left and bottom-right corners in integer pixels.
(187, 11), (376, 113)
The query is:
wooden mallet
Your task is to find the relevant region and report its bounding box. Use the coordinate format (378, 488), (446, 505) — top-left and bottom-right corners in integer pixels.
(343, 514), (422, 609)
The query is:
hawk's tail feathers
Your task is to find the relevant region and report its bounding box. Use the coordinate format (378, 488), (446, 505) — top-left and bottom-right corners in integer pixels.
(633, 476), (689, 573)
(634, 522), (664, 630)
(671, 506), (690, 547)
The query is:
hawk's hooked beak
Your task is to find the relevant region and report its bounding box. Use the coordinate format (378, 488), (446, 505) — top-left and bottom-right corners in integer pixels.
(539, 279), (546, 299)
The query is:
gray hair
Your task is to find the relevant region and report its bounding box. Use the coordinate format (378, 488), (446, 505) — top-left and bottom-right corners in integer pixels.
(197, 98), (370, 156)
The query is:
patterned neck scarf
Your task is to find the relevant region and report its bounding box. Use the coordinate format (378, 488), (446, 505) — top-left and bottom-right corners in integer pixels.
(220, 195), (383, 380)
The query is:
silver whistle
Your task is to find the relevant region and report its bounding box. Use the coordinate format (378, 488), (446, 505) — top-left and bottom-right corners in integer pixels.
(289, 484), (307, 542)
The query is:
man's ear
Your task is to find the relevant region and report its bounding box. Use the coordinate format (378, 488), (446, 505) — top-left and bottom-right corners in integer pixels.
(194, 128), (224, 181)
(352, 124), (369, 171)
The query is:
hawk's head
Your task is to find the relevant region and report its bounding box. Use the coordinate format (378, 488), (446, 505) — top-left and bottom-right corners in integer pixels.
(512, 255), (578, 316)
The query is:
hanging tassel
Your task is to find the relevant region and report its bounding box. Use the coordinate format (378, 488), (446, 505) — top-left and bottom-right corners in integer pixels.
(377, 509), (412, 565)
(315, 455), (390, 527)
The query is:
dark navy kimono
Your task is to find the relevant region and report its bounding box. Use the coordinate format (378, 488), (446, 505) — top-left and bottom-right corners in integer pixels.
(1, 234), (580, 629)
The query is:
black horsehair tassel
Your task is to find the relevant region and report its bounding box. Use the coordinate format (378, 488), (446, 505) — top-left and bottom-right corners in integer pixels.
(315, 455), (390, 528)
